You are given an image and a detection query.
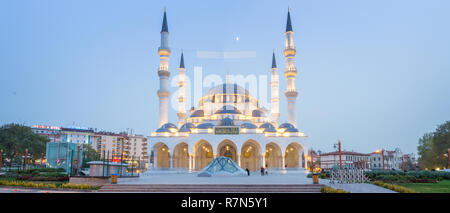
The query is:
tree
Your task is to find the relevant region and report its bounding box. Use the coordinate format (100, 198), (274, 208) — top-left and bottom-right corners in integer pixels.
(417, 121), (450, 169)
(81, 144), (100, 168)
(0, 124), (49, 163)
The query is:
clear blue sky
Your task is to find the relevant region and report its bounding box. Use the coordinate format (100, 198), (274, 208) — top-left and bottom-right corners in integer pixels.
(1, 0), (449, 155)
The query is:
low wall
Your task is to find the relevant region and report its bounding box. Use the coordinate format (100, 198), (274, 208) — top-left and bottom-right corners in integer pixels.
(69, 176), (110, 186)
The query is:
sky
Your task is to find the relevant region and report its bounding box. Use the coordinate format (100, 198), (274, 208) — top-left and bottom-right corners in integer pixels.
(1, 0), (449, 155)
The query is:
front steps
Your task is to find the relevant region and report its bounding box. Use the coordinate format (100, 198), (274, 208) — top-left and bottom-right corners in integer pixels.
(98, 184), (323, 193)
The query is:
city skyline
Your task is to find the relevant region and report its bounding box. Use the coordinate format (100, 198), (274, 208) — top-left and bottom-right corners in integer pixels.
(1, 0), (450, 155)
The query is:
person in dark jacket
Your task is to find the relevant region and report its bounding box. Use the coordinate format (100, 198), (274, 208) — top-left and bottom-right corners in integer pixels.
(260, 167), (265, 176)
(246, 168), (250, 176)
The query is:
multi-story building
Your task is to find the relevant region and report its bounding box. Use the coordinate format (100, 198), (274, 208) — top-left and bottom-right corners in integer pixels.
(319, 151), (370, 170)
(94, 132), (127, 159)
(370, 148), (403, 170)
(401, 153), (416, 171)
(92, 132), (148, 172)
(61, 127), (95, 145)
(124, 135), (148, 171)
(31, 125), (62, 143)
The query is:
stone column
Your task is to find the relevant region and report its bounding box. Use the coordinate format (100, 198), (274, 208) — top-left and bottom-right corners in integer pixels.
(188, 154), (192, 171)
(298, 150), (303, 169)
(192, 154), (196, 171)
(262, 154), (266, 168)
(154, 150), (158, 169)
(303, 152), (307, 168)
(282, 154), (286, 169)
(169, 153), (173, 169)
(237, 153), (241, 167)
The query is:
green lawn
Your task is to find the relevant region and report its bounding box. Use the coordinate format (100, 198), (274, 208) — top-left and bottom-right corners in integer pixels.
(398, 180), (450, 193)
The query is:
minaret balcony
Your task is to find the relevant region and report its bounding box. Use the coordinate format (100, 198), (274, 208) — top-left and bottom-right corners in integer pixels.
(284, 68), (297, 77)
(158, 70), (170, 77)
(157, 90), (170, 97)
(283, 47), (296, 56)
(158, 47), (171, 56)
(285, 90), (298, 97)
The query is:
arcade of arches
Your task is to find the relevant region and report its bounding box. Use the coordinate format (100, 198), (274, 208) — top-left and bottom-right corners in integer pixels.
(151, 140), (305, 171)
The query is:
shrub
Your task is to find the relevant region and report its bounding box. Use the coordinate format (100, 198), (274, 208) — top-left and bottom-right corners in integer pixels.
(60, 183), (100, 190)
(373, 181), (417, 193)
(320, 186), (349, 193)
(40, 172), (67, 177)
(17, 175), (32, 181)
(0, 180), (57, 189)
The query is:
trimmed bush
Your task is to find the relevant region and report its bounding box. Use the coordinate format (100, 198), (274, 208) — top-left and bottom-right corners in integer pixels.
(373, 181), (417, 193)
(0, 180), (99, 190)
(320, 186), (349, 193)
(365, 170), (450, 182)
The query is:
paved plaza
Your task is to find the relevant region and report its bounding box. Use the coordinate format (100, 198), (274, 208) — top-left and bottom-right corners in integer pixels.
(119, 169), (312, 185)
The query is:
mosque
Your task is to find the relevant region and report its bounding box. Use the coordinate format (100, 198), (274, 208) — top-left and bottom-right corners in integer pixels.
(148, 9), (307, 171)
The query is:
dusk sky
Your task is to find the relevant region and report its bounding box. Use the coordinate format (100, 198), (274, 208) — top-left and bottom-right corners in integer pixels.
(1, 0), (449, 155)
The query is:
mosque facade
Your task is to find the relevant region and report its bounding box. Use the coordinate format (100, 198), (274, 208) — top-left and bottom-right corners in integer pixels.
(148, 9), (307, 171)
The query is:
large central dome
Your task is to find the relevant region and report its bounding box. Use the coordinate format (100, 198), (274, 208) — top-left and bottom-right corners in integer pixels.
(205, 83), (250, 96)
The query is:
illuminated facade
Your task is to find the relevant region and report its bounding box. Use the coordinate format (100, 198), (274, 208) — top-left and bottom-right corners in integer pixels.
(149, 9), (307, 171)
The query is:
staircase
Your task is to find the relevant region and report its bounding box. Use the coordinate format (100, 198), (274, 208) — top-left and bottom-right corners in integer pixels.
(98, 184), (324, 193)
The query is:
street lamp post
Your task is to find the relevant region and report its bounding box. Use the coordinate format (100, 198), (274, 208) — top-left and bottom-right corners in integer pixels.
(0, 149), (3, 172)
(24, 148), (28, 170)
(382, 149), (385, 171)
(333, 140), (343, 170)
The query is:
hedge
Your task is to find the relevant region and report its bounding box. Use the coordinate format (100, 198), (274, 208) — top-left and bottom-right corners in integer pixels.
(320, 186), (349, 193)
(365, 170), (450, 182)
(372, 181), (417, 193)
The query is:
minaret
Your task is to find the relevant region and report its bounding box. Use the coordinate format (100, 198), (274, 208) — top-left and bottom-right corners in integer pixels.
(157, 8), (171, 127)
(270, 51), (280, 126)
(177, 51), (187, 127)
(284, 8), (299, 127)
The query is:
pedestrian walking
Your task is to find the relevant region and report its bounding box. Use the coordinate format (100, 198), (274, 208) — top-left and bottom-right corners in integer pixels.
(246, 168), (250, 176)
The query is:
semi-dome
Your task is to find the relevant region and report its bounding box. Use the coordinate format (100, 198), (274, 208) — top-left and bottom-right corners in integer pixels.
(160, 123), (177, 129)
(219, 117), (235, 126)
(206, 83), (250, 96)
(279, 123), (295, 129)
(214, 105), (242, 114)
(155, 127), (171, 133)
(252, 109), (265, 117)
(285, 127), (299, 132)
(259, 123), (276, 132)
(190, 110), (204, 118)
(197, 123), (215, 129)
(240, 123), (257, 129)
(179, 123), (195, 132)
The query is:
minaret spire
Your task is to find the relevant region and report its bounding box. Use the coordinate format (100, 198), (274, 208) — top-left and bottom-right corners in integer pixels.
(270, 51), (280, 126)
(157, 9), (171, 128)
(283, 8), (299, 127)
(179, 51), (185, 68)
(272, 50), (277, 68)
(286, 7), (293, 32)
(161, 8), (168, 33)
(177, 51), (187, 127)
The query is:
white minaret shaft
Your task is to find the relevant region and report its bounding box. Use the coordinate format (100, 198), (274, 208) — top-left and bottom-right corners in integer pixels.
(157, 9), (170, 128)
(284, 8), (298, 127)
(270, 51), (280, 126)
(177, 52), (187, 127)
